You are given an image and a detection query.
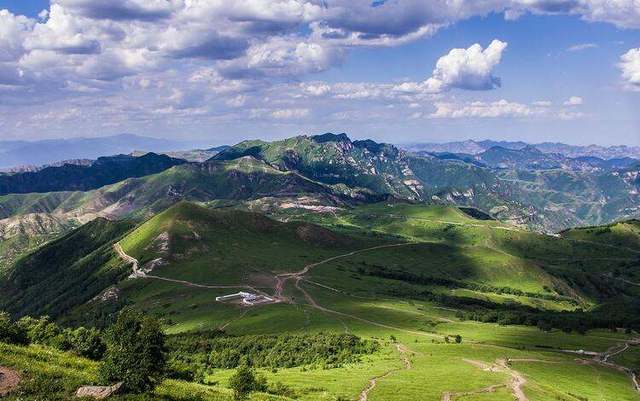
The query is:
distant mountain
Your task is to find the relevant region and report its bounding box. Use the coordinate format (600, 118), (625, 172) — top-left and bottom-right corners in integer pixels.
(419, 145), (640, 172)
(403, 140), (640, 160)
(3, 132), (640, 248)
(0, 134), (197, 169)
(0, 153), (186, 195)
(132, 145), (230, 163)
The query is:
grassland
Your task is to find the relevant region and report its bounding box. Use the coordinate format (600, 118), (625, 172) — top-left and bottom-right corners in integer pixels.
(4, 201), (640, 400)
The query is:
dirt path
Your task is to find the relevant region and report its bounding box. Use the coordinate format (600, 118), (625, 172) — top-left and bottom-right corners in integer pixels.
(441, 359), (528, 401)
(359, 343), (413, 401)
(293, 276), (439, 338)
(0, 366), (20, 396)
(561, 337), (640, 392)
(441, 384), (505, 401)
(113, 243), (274, 298)
(274, 243), (413, 299)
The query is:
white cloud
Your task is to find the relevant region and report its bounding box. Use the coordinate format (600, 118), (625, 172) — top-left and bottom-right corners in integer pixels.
(301, 82), (331, 96)
(270, 108), (310, 119)
(567, 43), (598, 52)
(563, 96), (584, 106)
(425, 40), (508, 92)
(430, 99), (534, 119)
(428, 98), (582, 120)
(385, 40), (508, 96)
(620, 48), (640, 91)
(0, 0), (638, 136)
(0, 10), (34, 62)
(226, 95), (247, 107)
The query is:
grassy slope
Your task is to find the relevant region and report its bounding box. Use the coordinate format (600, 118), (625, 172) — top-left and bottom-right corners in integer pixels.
(0, 218), (136, 318)
(0, 341), (275, 401)
(5, 201), (640, 400)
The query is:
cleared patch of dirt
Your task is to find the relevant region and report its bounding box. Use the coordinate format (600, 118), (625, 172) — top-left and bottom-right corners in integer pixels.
(0, 366), (20, 396)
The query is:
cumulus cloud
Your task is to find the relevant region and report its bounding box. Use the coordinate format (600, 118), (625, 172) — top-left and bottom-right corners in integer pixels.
(424, 39), (508, 92)
(0, 0), (637, 134)
(620, 48), (640, 91)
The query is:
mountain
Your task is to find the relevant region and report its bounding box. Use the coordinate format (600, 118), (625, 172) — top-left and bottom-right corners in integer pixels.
(131, 145), (231, 163)
(0, 153), (187, 195)
(3, 131), (640, 262)
(404, 139), (640, 159)
(0, 217), (136, 318)
(0, 134), (197, 169)
(211, 133), (640, 231)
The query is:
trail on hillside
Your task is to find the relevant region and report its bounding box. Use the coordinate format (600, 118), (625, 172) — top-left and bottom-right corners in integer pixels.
(359, 343), (413, 401)
(113, 243), (269, 295)
(0, 366), (20, 396)
(441, 359), (528, 401)
(586, 338), (640, 391)
(274, 243), (414, 299)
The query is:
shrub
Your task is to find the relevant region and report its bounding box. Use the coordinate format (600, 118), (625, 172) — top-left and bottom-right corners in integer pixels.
(228, 366), (266, 400)
(99, 309), (166, 393)
(65, 326), (106, 360)
(0, 312), (28, 345)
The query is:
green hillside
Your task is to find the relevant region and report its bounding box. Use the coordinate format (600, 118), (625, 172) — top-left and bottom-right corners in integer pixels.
(4, 201), (640, 400)
(0, 218), (135, 319)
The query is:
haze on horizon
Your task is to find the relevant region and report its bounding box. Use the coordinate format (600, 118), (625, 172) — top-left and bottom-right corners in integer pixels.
(0, 0), (639, 146)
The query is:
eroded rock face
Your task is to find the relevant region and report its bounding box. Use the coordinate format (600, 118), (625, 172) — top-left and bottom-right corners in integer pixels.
(75, 382), (123, 399)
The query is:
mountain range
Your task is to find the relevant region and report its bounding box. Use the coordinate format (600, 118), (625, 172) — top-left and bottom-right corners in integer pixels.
(0, 134), (211, 170)
(404, 139), (640, 159)
(4, 133), (640, 401)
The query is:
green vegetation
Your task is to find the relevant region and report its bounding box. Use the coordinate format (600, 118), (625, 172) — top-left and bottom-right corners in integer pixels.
(0, 217), (136, 318)
(99, 309), (167, 393)
(228, 366), (267, 400)
(4, 200), (640, 400)
(168, 332), (378, 371)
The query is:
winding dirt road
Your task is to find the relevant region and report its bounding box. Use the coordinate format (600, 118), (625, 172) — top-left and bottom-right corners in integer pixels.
(274, 243), (414, 299)
(561, 337), (640, 392)
(113, 243), (271, 296)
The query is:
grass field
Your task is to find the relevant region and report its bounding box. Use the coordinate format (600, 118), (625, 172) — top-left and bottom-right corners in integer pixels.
(5, 201), (640, 400)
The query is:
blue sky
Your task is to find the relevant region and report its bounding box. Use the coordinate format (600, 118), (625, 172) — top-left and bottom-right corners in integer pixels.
(0, 1), (638, 146)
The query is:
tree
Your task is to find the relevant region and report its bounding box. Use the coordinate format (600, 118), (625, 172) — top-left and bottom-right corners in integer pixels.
(229, 366), (266, 400)
(99, 309), (166, 393)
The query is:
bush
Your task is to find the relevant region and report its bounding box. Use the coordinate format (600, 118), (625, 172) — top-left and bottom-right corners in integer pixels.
(0, 312), (28, 345)
(65, 326), (106, 360)
(16, 315), (105, 359)
(99, 309), (166, 393)
(228, 366), (266, 400)
(17, 316), (62, 346)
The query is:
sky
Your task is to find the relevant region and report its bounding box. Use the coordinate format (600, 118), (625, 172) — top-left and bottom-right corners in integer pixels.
(0, 1), (639, 146)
